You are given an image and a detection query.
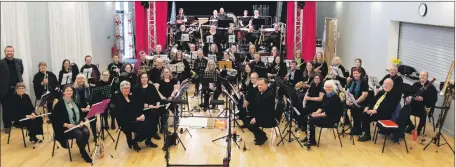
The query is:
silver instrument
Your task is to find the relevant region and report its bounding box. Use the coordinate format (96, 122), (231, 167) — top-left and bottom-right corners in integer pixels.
(64, 118), (96, 133)
(19, 113), (51, 122)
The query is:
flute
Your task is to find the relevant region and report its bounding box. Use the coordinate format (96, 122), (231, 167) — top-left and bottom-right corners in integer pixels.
(19, 113), (51, 122)
(64, 118), (96, 133)
(143, 102), (171, 110)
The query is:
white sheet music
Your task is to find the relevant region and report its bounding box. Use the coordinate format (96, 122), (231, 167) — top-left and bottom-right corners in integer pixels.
(146, 56), (154, 60)
(208, 54), (217, 62)
(83, 68), (93, 79)
(206, 35), (214, 43)
(228, 35), (235, 43)
(61, 73), (73, 85)
(261, 56), (274, 63)
(167, 64), (178, 72)
(181, 34), (190, 41)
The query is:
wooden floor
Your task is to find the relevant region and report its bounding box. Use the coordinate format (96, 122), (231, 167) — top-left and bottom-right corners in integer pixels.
(1, 85), (455, 167)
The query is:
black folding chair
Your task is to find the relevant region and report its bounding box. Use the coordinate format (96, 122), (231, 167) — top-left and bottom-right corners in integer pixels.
(51, 134), (91, 162)
(7, 121), (28, 148)
(316, 122), (343, 147)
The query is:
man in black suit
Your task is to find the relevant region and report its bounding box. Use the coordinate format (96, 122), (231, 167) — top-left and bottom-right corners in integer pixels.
(247, 78), (275, 145)
(0, 46), (24, 133)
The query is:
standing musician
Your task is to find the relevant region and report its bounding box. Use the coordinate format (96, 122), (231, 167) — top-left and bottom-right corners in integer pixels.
(33, 62), (58, 117)
(240, 72), (259, 127)
(73, 74), (97, 142)
(115, 81), (144, 152)
(175, 8), (187, 28)
(239, 10), (250, 28)
(12, 82), (44, 143)
(329, 57), (349, 87)
(80, 55), (100, 86)
(175, 25), (190, 51)
(346, 68), (369, 135)
(379, 66), (403, 105)
(108, 55), (123, 81)
(154, 68), (179, 132)
(151, 44), (166, 55)
(267, 56), (287, 79)
(209, 10), (219, 26)
(193, 49), (208, 96)
(249, 53), (267, 78)
(313, 52), (328, 78)
(0, 46), (24, 134)
(149, 58), (165, 84)
(284, 61), (304, 86)
(53, 84), (92, 163)
(404, 71), (437, 135)
(294, 49), (305, 70)
(304, 80), (343, 146)
(270, 24), (282, 50)
(299, 74), (324, 133)
(358, 78), (396, 142)
(169, 51), (191, 83)
(249, 10), (262, 30)
(58, 59), (78, 89)
(119, 63), (138, 87)
(134, 51), (154, 74)
(218, 8), (228, 20)
(94, 70), (115, 129)
(247, 78), (275, 145)
(348, 58), (368, 84)
(132, 73), (161, 147)
(201, 60), (221, 111)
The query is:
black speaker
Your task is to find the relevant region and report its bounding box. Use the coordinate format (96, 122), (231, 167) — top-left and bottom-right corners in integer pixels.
(141, 1), (149, 9)
(298, 1), (305, 9)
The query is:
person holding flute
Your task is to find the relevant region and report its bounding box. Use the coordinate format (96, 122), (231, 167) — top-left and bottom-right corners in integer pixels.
(53, 84), (92, 163)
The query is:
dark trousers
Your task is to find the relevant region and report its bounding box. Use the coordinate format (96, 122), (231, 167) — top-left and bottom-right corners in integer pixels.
(247, 119), (267, 140)
(23, 117), (44, 138)
(144, 110), (159, 141)
(308, 115), (335, 142)
(2, 88), (15, 128)
(407, 111), (426, 135)
(66, 125), (90, 153)
(203, 88), (221, 109)
(350, 107), (363, 131)
(298, 106), (318, 129)
(361, 112), (390, 136)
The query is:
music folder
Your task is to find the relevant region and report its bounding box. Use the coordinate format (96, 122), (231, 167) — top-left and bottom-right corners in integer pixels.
(218, 61), (232, 70)
(86, 99), (110, 119)
(206, 35), (214, 43)
(61, 73), (72, 85)
(228, 35), (236, 43)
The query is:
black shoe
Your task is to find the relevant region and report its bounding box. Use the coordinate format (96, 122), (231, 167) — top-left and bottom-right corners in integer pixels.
(303, 141), (317, 147)
(358, 134), (372, 142)
(103, 122), (109, 130)
(300, 138), (308, 143)
(111, 122), (116, 130)
(132, 143), (141, 152)
(349, 129), (362, 135)
(145, 141), (158, 148)
(29, 136), (42, 144)
(80, 150), (93, 163)
(254, 139), (266, 145)
(127, 140), (133, 149)
(404, 125), (414, 134)
(153, 133), (161, 140)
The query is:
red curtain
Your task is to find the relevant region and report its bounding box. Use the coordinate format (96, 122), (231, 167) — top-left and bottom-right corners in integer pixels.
(135, 2), (148, 59)
(286, 2), (295, 60)
(302, 2), (316, 61)
(155, 2), (168, 49)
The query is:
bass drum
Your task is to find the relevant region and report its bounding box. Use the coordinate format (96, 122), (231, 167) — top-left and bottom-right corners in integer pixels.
(226, 12), (237, 27)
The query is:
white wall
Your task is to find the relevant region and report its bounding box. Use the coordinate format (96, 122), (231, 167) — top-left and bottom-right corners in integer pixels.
(334, 2), (455, 135)
(88, 2), (116, 70)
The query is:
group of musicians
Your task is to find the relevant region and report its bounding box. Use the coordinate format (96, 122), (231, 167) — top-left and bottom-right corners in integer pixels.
(0, 17), (440, 162)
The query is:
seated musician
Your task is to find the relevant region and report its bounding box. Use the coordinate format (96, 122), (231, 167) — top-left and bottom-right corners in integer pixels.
(80, 55), (100, 86)
(240, 64), (253, 92)
(201, 60), (221, 111)
(267, 56), (287, 79)
(108, 55), (123, 82)
(295, 49), (305, 70)
(246, 26), (257, 45)
(271, 46), (280, 57)
(33, 62), (58, 116)
(302, 62), (316, 89)
(404, 71), (437, 135)
(58, 59), (78, 89)
(328, 57), (349, 87)
(229, 45), (240, 63)
(247, 78), (275, 145)
(284, 61), (304, 86)
(245, 44), (256, 62)
(346, 68), (369, 135)
(239, 10), (250, 27)
(249, 53), (267, 78)
(119, 63), (138, 87)
(249, 10), (261, 30)
(313, 52), (328, 78)
(270, 24), (282, 49)
(148, 58), (165, 83)
(12, 82), (43, 143)
(154, 68), (179, 132)
(348, 58), (368, 84)
(115, 81), (145, 152)
(170, 51), (191, 83)
(131, 72), (161, 147)
(208, 44), (221, 61)
(53, 85), (92, 163)
(151, 44), (166, 55)
(299, 74), (324, 133)
(134, 51), (153, 74)
(73, 74), (97, 142)
(379, 66), (403, 104)
(204, 26), (221, 52)
(240, 72), (259, 127)
(175, 25), (190, 51)
(358, 78), (396, 141)
(222, 27), (237, 47)
(193, 49), (208, 96)
(304, 80), (343, 146)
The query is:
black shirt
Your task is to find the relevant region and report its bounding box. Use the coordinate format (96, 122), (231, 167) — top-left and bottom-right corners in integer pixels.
(148, 67), (164, 83)
(159, 78), (178, 98)
(6, 59), (18, 86)
(306, 83), (324, 108)
(347, 79), (369, 106)
(108, 62), (123, 79)
(12, 93), (34, 120)
(321, 93), (343, 123)
(410, 81), (438, 115)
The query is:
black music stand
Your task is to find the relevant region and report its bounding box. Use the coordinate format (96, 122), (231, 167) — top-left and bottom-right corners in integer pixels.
(276, 85), (304, 148)
(218, 19), (233, 28)
(212, 85), (241, 149)
(252, 18), (265, 30)
(90, 86), (115, 143)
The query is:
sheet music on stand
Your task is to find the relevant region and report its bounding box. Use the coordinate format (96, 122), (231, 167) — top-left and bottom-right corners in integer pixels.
(61, 73), (73, 85)
(331, 66), (345, 78)
(261, 56), (274, 64)
(180, 34), (190, 42)
(83, 68), (93, 79)
(335, 80), (360, 107)
(228, 35), (235, 44)
(206, 35), (214, 44)
(208, 54), (217, 62)
(369, 76), (380, 89)
(167, 64), (178, 73)
(146, 56), (154, 60)
(90, 85), (112, 104)
(86, 99), (111, 118)
(218, 61), (232, 70)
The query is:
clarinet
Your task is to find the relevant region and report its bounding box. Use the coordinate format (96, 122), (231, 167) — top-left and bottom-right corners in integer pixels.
(306, 114), (311, 150)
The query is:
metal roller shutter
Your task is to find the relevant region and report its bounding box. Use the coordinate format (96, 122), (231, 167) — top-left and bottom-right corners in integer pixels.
(398, 22), (455, 83)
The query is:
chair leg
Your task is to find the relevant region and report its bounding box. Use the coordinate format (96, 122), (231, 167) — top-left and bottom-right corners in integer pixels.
(403, 137), (409, 153)
(7, 127), (12, 144)
(67, 140), (73, 162)
(373, 125), (378, 144)
(332, 129), (336, 139)
(70, 139), (73, 148)
(431, 116), (436, 132)
(335, 128), (343, 147)
(381, 134), (387, 153)
(52, 138), (56, 157)
(317, 128), (323, 147)
(21, 126), (27, 148)
(115, 129), (121, 150)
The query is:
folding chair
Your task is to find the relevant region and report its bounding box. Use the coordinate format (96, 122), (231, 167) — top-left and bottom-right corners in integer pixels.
(316, 122), (343, 147)
(51, 134), (91, 162)
(373, 120), (408, 153)
(7, 121), (27, 148)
